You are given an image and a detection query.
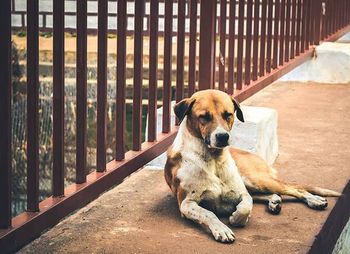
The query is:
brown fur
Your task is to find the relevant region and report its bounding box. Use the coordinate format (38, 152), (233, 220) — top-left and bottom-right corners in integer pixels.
(164, 147), (188, 206)
(230, 147), (341, 198)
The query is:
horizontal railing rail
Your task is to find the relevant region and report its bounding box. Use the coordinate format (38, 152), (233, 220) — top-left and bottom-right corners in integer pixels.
(1, 0), (350, 253)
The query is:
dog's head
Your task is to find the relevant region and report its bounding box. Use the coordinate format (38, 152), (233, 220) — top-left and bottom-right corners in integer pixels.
(174, 89), (244, 149)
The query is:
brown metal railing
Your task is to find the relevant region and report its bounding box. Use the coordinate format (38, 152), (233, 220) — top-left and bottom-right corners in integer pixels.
(1, 0), (350, 252)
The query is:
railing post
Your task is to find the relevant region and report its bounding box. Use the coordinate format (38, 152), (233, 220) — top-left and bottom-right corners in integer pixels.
(97, 0), (108, 170)
(27, 0), (40, 212)
(116, 0), (127, 160)
(188, 0), (198, 96)
(0, 0), (12, 228)
(176, 0), (186, 102)
(132, 0), (145, 151)
(314, 0), (322, 45)
(76, 0), (88, 182)
(53, 0), (65, 197)
(147, 0), (159, 141)
(162, 0), (173, 133)
(199, 0), (216, 90)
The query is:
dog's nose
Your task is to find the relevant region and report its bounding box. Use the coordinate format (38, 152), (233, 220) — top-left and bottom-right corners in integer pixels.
(215, 132), (229, 146)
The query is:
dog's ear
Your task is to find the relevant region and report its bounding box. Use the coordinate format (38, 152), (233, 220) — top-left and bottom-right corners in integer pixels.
(174, 98), (196, 122)
(232, 98), (244, 122)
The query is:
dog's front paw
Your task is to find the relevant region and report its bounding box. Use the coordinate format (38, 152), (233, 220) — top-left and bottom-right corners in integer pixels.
(229, 207), (251, 227)
(209, 220), (235, 243)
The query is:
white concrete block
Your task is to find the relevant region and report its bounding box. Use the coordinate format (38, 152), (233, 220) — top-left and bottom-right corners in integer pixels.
(146, 103), (279, 168)
(232, 106), (278, 166)
(279, 41), (350, 84)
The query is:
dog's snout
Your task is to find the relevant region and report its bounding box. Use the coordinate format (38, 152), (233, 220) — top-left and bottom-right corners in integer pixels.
(215, 133), (229, 146)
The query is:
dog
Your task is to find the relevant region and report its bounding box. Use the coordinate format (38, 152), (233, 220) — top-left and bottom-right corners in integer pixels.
(164, 89), (340, 243)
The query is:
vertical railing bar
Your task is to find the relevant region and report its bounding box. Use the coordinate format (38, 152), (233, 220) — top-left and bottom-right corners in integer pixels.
(346, 0), (348, 25)
(212, 4), (217, 89)
(162, 0), (173, 133)
(308, 0), (313, 44)
(310, 0), (315, 44)
(329, 0), (333, 34)
(132, 0), (144, 151)
(259, 0), (267, 76)
(76, 0), (87, 183)
(326, 0), (330, 37)
(335, 0), (338, 31)
(266, 0), (273, 73)
(219, 0), (227, 91)
(290, 0), (296, 58)
(148, 0), (159, 142)
(273, 0), (280, 69)
(244, 0), (253, 85)
(199, 0), (217, 90)
(324, 0), (327, 38)
(115, 0), (127, 161)
(285, 0), (291, 62)
(335, 0), (338, 30)
(27, 0), (40, 211)
(188, 0), (197, 96)
(116, 0), (127, 160)
(0, 0), (12, 229)
(338, 0), (340, 30)
(305, 0), (311, 49)
(301, 0), (306, 52)
(279, 0), (285, 65)
(52, 0), (65, 197)
(321, 0), (325, 39)
(342, 0), (344, 26)
(97, 0), (108, 171)
(253, 0), (260, 77)
(334, 0), (338, 31)
(227, 0), (236, 94)
(236, 0), (244, 89)
(341, 0), (344, 28)
(176, 0), (186, 104)
(314, 0), (321, 45)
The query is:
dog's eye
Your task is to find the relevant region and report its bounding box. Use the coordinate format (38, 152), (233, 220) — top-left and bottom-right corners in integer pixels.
(199, 112), (211, 124)
(223, 112), (233, 121)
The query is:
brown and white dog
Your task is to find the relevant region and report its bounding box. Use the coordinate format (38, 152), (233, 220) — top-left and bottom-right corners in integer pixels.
(164, 89), (340, 243)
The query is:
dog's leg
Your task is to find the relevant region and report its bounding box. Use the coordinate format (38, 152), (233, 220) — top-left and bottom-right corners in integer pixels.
(229, 193), (253, 226)
(180, 199), (235, 243)
(251, 178), (332, 210)
(285, 188), (328, 210)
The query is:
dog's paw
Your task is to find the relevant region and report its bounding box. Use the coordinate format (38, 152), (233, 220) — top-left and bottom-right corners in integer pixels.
(229, 207), (251, 227)
(268, 194), (282, 215)
(209, 221), (235, 243)
(305, 193), (328, 210)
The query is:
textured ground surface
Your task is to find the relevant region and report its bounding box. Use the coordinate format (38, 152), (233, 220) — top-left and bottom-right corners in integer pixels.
(19, 82), (350, 254)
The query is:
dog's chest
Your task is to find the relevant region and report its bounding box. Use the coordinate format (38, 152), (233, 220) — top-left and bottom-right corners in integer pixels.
(201, 162), (241, 203)
(179, 155), (242, 204)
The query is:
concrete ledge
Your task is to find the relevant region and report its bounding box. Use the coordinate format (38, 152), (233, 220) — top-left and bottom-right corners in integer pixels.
(279, 42), (350, 83)
(146, 103), (278, 167)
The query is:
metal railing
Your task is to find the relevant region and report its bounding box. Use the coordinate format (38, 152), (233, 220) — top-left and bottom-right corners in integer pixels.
(1, 0), (350, 252)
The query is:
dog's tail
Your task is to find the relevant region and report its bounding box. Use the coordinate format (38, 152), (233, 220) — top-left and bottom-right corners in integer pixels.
(300, 185), (341, 197)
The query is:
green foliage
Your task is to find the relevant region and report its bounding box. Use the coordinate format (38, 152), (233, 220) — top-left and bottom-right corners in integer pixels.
(16, 30), (26, 37)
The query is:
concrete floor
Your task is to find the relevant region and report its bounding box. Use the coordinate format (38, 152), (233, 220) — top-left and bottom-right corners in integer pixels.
(19, 82), (350, 254)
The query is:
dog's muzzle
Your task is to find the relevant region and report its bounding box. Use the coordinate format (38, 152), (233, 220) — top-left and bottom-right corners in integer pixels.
(206, 127), (232, 149)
